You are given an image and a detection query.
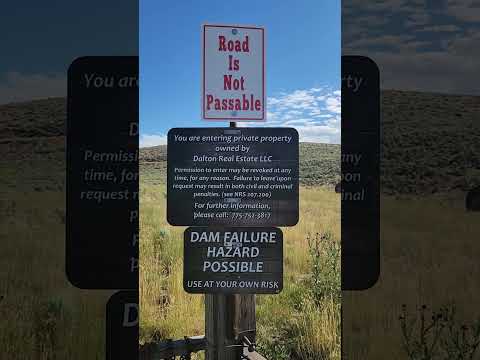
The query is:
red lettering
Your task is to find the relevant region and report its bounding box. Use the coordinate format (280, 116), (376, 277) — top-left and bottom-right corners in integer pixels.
(242, 94), (249, 110)
(217, 35), (250, 53)
(224, 75), (231, 90)
(224, 75), (245, 90)
(206, 95), (213, 110)
(228, 55), (240, 71)
(218, 36), (226, 51)
(205, 94), (262, 113)
(242, 36), (249, 52)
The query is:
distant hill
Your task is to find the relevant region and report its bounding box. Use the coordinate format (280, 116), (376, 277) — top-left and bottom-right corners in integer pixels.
(0, 97), (65, 193)
(139, 142), (341, 187)
(1, 89), (480, 194)
(380, 90), (480, 194)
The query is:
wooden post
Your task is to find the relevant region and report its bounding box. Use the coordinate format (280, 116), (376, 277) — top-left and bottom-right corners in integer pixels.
(205, 294), (239, 359)
(205, 121), (257, 360)
(227, 121), (256, 346)
(232, 294), (256, 344)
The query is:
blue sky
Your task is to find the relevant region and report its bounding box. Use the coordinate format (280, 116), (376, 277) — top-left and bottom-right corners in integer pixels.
(343, 0), (480, 95)
(0, 1), (137, 104)
(140, 0), (341, 146)
(1, 1), (477, 113)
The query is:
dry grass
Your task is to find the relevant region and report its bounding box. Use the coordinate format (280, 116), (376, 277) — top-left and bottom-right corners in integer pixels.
(343, 193), (480, 359)
(0, 190), (110, 360)
(139, 186), (204, 343)
(139, 183), (341, 359)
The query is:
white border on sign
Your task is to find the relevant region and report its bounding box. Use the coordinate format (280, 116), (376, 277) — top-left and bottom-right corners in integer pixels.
(201, 23), (266, 122)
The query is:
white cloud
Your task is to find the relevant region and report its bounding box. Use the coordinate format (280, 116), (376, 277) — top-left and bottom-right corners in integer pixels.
(284, 118), (315, 126)
(344, 0), (409, 12)
(346, 35), (416, 51)
(296, 124), (340, 144)
(404, 13), (431, 28)
(357, 15), (390, 27)
(260, 87), (341, 143)
(266, 111), (277, 121)
(342, 0), (480, 95)
(367, 50), (478, 94)
(0, 72), (66, 105)
(140, 133), (167, 148)
(270, 90), (319, 113)
(446, 0), (480, 22)
(140, 87), (341, 147)
(325, 97), (341, 114)
(418, 25), (460, 33)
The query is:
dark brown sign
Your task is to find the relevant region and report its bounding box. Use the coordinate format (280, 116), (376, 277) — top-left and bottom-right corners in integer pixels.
(183, 227), (283, 294)
(66, 57), (138, 289)
(167, 127), (299, 226)
(341, 55), (380, 290)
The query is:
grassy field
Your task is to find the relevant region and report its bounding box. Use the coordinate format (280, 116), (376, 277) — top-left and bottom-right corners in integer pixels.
(0, 184), (111, 360)
(139, 184), (480, 359)
(139, 138), (343, 359)
(3, 89), (479, 359)
(139, 183), (341, 359)
(0, 99), (110, 360)
(343, 193), (480, 359)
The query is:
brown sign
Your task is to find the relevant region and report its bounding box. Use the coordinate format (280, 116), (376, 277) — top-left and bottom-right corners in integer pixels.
(167, 127), (299, 226)
(183, 227), (283, 294)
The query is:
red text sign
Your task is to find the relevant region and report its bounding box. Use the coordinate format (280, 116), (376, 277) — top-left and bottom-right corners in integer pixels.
(202, 24), (265, 121)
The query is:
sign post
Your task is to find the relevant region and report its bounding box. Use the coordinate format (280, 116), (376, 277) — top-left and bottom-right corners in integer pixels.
(200, 24), (276, 359)
(201, 23), (269, 359)
(166, 24), (294, 359)
(204, 123), (256, 360)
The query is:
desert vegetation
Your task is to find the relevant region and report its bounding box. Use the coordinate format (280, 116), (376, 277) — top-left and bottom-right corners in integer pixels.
(2, 88), (480, 358)
(0, 99), (110, 360)
(139, 182), (341, 359)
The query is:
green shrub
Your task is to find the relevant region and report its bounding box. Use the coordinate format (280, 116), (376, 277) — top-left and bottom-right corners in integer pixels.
(33, 298), (71, 360)
(399, 303), (480, 360)
(307, 231), (341, 305)
(440, 305), (480, 360)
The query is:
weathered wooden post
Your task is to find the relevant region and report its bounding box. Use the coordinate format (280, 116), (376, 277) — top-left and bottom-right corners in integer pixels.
(205, 294), (256, 359)
(204, 122), (256, 360)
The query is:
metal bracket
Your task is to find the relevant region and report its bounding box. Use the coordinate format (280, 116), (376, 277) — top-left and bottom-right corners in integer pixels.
(225, 329), (257, 356)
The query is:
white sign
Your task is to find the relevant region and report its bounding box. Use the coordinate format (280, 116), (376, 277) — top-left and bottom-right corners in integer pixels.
(202, 24), (265, 121)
